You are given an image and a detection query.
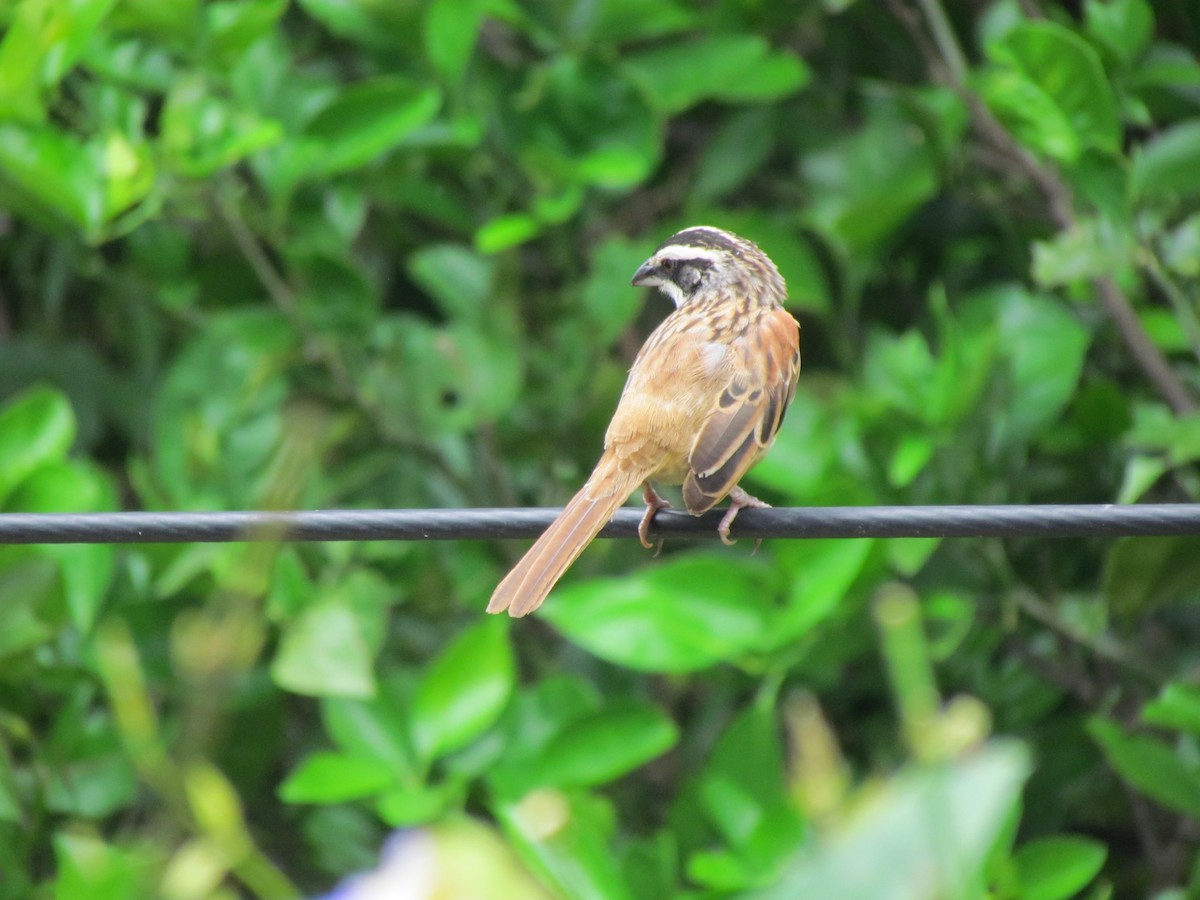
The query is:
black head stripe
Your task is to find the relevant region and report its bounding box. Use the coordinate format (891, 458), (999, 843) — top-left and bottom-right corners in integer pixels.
(657, 227), (741, 254)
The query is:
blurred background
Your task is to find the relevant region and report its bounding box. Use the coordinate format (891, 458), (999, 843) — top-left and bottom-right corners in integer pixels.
(2, 0), (1200, 896)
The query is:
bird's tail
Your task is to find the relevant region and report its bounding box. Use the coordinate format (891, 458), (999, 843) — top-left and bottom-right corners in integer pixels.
(487, 452), (645, 617)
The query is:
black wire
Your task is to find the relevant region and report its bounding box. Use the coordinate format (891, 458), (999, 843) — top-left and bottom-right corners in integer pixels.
(0, 505), (1196, 544)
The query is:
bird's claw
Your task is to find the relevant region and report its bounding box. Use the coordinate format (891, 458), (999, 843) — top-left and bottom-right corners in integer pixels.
(639, 483), (672, 552)
(718, 487), (771, 548)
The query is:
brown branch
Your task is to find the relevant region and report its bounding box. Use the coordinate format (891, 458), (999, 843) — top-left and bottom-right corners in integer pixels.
(890, 0), (1198, 415)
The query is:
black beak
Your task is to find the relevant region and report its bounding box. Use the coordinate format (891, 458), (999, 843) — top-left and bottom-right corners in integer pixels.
(631, 260), (658, 287)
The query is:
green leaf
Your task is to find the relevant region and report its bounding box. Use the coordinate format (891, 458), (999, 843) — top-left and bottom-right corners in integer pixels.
(411, 617), (515, 761)
(772, 539), (875, 647)
(1102, 536), (1200, 617)
(0, 0), (118, 121)
(589, 0), (695, 45)
(1085, 0), (1154, 66)
(887, 434), (935, 488)
(278, 752), (396, 804)
(496, 676), (600, 752)
(531, 704), (678, 788)
(146, 309), (295, 508)
(207, 0), (288, 62)
(967, 286), (1090, 446)
(582, 236), (650, 343)
(407, 244), (494, 322)
(10, 461), (117, 633)
(1142, 682), (1200, 736)
(695, 705), (791, 846)
(0, 123), (103, 232)
(803, 97), (939, 251)
(1032, 216), (1134, 286)
(1161, 213), (1200, 277)
(161, 76), (283, 177)
(512, 56), (660, 191)
(494, 790), (634, 900)
(376, 781), (459, 826)
(540, 554), (774, 673)
(43, 711), (136, 819)
(1131, 120), (1200, 201)
(271, 571), (391, 699)
(1116, 453), (1168, 504)
(424, 0), (483, 82)
(624, 35), (808, 114)
(694, 107), (777, 201)
(0, 385), (76, 506)
(0, 558), (57, 660)
(323, 689), (419, 780)
(747, 741), (1030, 900)
(475, 213), (541, 253)
(1013, 835), (1107, 900)
(295, 0), (413, 48)
(275, 77), (441, 188)
(981, 21), (1119, 162)
(370, 315), (523, 435)
(1088, 717), (1200, 818)
(53, 832), (152, 900)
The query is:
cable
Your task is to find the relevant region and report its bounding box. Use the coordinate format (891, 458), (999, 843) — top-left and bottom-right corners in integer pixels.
(0, 505), (1196, 544)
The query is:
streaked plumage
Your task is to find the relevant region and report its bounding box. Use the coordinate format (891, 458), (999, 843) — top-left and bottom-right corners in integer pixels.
(487, 226), (801, 617)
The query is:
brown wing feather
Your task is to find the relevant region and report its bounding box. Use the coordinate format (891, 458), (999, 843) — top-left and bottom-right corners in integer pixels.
(683, 308), (800, 514)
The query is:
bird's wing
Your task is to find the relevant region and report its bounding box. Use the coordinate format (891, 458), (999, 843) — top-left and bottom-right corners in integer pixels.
(683, 307), (800, 514)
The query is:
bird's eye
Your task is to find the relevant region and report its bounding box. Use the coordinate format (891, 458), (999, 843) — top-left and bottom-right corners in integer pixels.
(660, 258), (676, 272)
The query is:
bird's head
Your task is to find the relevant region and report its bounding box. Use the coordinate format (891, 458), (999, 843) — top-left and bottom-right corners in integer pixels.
(631, 226), (786, 309)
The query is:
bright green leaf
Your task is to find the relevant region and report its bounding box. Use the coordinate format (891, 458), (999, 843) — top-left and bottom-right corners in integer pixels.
(1032, 217), (1134, 286)
(376, 781), (459, 826)
(1143, 682), (1200, 736)
(803, 98), (939, 251)
(1085, 0), (1154, 66)
(278, 752), (396, 804)
(411, 617), (514, 761)
(531, 704), (677, 788)
(1102, 536), (1200, 617)
(322, 689), (419, 781)
(624, 35), (808, 114)
(424, 0), (483, 81)
(0, 123), (103, 232)
(748, 741), (1030, 900)
(274, 78), (440, 189)
(1132, 120), (1200, 201)
(1089, 717), (1200, 818)
(494, 790), (634, 900)
(407, 244), (494, 322)
(10, 460), (117, 633)
(475, 213), (541, 253)
(272, 600), (377, 698)
(540, 553), (774, 673)
(772, 539), (874, 647)
(1013, 835), (1107, 900)
(207, 0), (288, 62)
(981, 21), (1119, 162)
(53, 832), (152, 900)
(0, 385), (76, 506)
(582, 236), (651, 343)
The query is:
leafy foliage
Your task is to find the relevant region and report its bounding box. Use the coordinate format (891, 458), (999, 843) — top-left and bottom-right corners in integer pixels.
(2, 0), (1200, 896)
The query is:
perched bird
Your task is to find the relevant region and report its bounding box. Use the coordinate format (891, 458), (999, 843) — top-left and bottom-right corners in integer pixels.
(487, 226), (801, 618)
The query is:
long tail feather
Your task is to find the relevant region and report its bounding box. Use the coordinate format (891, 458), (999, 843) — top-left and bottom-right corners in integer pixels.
(487, 453), (645, 617)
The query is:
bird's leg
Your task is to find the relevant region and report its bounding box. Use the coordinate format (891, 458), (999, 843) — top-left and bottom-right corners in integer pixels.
(639, 482), (672, 555)
(718, 485), (770, 548)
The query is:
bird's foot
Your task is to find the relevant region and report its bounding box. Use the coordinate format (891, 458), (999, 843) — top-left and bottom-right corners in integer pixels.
(718, 485), (770, 548)
(639, 483), (672, 555)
